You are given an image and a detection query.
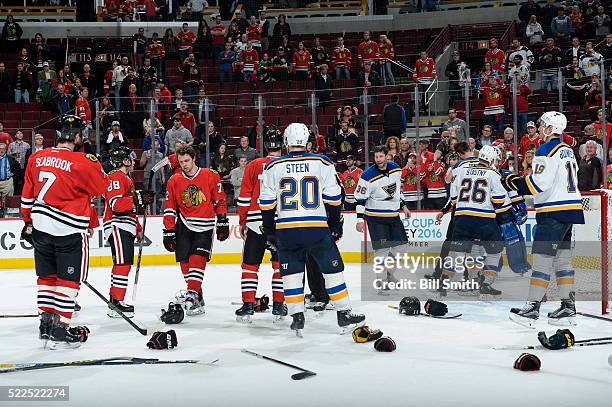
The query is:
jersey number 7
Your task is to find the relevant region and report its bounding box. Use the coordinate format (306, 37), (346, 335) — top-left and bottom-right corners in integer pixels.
(38, 171), (57, 203)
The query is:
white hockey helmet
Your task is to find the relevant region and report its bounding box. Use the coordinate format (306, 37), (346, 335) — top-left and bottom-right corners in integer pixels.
(539, 111), (567, 136)
(479, 145), (500, 166)
(283, 122), (310, 148)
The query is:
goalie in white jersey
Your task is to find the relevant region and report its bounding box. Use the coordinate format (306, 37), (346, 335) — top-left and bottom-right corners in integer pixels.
(258, 123), (365, 336)
(503, 112), (585, 327)
(446, 145), (511, 296)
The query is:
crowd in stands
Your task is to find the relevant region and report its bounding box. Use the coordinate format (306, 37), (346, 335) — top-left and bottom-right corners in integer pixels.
(2, 2), (612, 215)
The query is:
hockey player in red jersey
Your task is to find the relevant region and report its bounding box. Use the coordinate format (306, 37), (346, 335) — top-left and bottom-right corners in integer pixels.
(163, 145), (229, 315)
(235, 133), (286, 323)
(21, 115), (109, 349)
(339, 155), (362, 210)
(103, 147), (154, 318)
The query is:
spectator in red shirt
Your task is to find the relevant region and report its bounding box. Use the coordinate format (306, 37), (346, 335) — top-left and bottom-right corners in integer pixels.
(143, 0), (158, 21)
(418, 139), (434, 165)
(592, 108), (612, 145)
(519, 120), (543, 163)
(0, 122), (13, 145)
(177, 23), (196, 63)
(210, 15), (226, 58)
(515, 83), (532, 135)
(174, 101), (197, 137)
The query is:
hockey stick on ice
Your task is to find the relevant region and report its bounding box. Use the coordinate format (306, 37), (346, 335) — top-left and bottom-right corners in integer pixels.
(132, 156), (169, 303)
(83, 281), (148, 336)
(241, 349), (316, 380)
(493, 340), (612, 350)
(576, 312), (612, 323)
(387, 304), (462, 319)
(0, 314), (38, 318)
(0, 356), (208, 374)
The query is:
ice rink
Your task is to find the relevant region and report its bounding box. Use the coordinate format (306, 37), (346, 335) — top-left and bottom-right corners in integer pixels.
(1, 264), (611, 407)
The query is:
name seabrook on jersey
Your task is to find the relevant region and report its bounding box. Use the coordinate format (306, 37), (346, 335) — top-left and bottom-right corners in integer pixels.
(35, 157), (73, 172)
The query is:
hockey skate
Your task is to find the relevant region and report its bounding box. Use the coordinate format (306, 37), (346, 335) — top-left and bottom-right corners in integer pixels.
(39, 311), (54, 344)
(509, 301), (540, 329)
(479, 283), (502, 299)
(548, 299), (577, 326)
(74, 301), (81, 313)
(290, 312), (305, 337)
(47, 314), (90, 350)
(107, 298), (134, 318)
(272, 302), (287, 323)
(235, 302), (254, 323)
(183, 291), (205, 316)
(337, 309), (366, 334)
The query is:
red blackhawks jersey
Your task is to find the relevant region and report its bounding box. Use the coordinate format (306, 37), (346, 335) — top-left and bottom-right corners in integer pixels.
(237, 156), (274, 233)
(331, 46), (352, 69)
(485, 48), (506, 72)
(413, 58), (437, 82)
(340, 166), (363, 203)
(163, 168), (226, 232)
(103, 170), (142, 240)
(358, 40), (379, 66)
(424, 161), (446, 198)
(481, 84), (506, 116)
(293, 50), (312, 73)
(379, 43), (394, 61)
(401, 166), (424, 202)
(246, 23), (262, 42)
(241, 49), (259, 72)
(21, 148), (108, 236)
(519, 134), (544, 160)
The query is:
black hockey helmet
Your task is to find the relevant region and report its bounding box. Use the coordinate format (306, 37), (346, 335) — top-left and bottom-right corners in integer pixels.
(398, 296), (421, 315)
(109, 146), (133, 168)
(57, 115), (84, 143)
(264, 126), (283, 151)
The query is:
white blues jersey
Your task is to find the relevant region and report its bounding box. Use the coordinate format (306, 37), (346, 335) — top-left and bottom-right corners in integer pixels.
(259, 152), (342, 231)
(450, 156), (479, 180)
(450, 165), (510, 219)
(523, 138), (584, 224)
(355, 161), (404, 219)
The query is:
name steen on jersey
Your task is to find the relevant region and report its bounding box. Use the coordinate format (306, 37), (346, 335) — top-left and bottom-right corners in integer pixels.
(35, 157), (73, 172)
(285, 163), (310, 173)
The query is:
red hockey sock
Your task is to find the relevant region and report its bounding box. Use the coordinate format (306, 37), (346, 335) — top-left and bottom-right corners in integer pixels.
(186, 255), (205, 293)
(54, 278), (80, 324)
(110, 264), (131, 301)
(241, 263), (259, 302)
(272, 270), (284, 302)
(180, 261), (189, 284)
(37, 276), (57, 315)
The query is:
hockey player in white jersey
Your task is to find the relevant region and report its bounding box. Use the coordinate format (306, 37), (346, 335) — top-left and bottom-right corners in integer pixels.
(258, 123), (365, 336)
(445, 145), (511, 296)
(503, 112), (584, 327)
(354, 145), (410, 290)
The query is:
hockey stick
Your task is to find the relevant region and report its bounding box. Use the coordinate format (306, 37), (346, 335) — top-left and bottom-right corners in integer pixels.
(132, 156), (169, 303)
(493, 340), (612, 350)
(0, 314), (38, 318)
(241, 349), (316, 380)
(82, 281), (148, 336)
(387, 304), (462, 319)
(577, 312), (612, 323)
(0, 356), (205, 374)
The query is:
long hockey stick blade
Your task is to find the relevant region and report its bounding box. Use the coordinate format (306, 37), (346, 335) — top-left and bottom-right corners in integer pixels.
(0, 357), (205, 373)
(494, 341), (612, 350)
(242, 349), (316, 380)
(577, 312), (612, 323)
(0, 314), (38, 318)
(150, 156), (170, 174)
(575, 336), (612, 344)
(83, 281), (148, 336)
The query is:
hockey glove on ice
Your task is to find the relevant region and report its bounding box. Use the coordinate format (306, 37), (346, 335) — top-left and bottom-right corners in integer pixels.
(160, 302), (184, 324)
(538, 329), (575, 350)
(163, 229), (176, 252)
(352, 325), (383, 343)
(21, 222), (33, 245)
(215, 214), (230, 241)
(513, 353), (541, 371)
(424, 299), (448, 317)
(254, 295), (270, 312)
(147, 329), (178, 349)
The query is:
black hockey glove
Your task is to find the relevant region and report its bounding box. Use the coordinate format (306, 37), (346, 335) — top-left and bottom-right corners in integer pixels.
(424, 299), (448, 317)
(329, 215), (344, 242)
(501, 173), (521, 192)
(147, 329), (178, 349)
(160, 302), (184, 324)
(133, 190), (155, 212)
(215, 214), (230, 241)
(21, 222), (33, 245)
(538, 329), (575, 350)
(163, 229), (176, 252)
(254, 295), (270, 312)
(260, 225), (277, 251)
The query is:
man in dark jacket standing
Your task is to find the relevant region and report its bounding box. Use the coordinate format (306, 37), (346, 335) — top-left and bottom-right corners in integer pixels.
(382, 94), (407, 140)
(444, 51), (462, 109)
(314, 64), (334, 105)
(0, 62), (11, 103)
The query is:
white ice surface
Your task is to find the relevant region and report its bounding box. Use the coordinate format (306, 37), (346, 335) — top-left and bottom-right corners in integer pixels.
(1, 264), (611, 407)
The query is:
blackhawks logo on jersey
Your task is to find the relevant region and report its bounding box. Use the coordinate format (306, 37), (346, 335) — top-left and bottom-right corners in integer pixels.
(344, 176), (356, 189)
(419, 64), (429, 73)
(299, 53), (306, 61)
(429, 172), (438, 182)
(181, 185), (205, 208)
(317, 51), (325, 60)
(405, 173), (417, 185)
(488, 91), (499, 100)
(364, 46), (372, 54)
(339, 140), (353, 153)
(489, 56), (498, 66)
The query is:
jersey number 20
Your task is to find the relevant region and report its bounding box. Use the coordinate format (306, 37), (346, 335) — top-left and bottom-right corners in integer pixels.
(280, 176), (319, 210)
